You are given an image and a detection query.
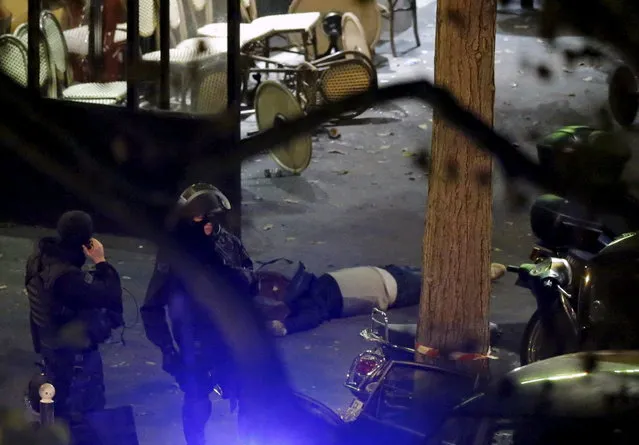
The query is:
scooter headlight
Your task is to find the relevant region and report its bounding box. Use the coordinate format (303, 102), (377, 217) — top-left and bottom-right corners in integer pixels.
(530, 257), (572, 287)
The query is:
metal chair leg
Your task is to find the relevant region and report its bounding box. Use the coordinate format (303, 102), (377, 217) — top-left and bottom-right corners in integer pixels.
(411, 0), (420, 48)
(388, 1), (397, 57)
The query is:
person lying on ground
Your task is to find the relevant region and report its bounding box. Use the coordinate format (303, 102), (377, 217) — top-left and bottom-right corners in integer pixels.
(254, 261), (507, 337)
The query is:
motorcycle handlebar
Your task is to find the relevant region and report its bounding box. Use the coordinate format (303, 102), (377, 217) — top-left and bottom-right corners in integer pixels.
(510, 258), (572, 293)
(508, 263), (541, 290)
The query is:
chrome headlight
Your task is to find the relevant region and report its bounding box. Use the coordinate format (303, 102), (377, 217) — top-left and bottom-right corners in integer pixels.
(530, 257), (573, 287)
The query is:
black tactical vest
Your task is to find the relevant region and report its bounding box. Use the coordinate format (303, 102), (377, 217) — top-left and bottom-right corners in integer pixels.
(25, 252), (78, 352)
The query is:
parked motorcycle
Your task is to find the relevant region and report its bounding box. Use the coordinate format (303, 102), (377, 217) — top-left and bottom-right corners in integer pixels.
(343, 309), (412, 406)
(343, 308), (501, 411)
(510, 193), (634, 365)
(424, 350), (639, 445)
(342, 351), (639, 445)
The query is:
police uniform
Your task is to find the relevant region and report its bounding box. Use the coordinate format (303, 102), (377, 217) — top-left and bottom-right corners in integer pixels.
(140, 184), (254, 445)
(24, 211), (123, 442)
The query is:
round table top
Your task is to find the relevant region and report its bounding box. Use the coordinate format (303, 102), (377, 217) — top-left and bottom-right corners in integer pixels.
(142, 37), (227, 68)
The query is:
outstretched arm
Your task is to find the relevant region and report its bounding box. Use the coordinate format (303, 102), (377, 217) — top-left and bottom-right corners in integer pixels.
(281, 297), (326, 335)
(140, 254), (175, 353)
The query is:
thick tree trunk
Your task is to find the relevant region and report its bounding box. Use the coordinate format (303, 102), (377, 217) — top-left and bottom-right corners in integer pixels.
(416, 0), (496, 374)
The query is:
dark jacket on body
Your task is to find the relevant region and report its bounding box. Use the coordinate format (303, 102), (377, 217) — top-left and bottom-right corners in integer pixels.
(266, 265), (422, 335)
(283, 274), (341, 334)
(25, 236), (123, 352)
(140, 222), (254, 382)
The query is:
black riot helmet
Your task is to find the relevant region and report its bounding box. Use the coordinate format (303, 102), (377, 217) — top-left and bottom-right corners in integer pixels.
(166, 183), (231, 230)
(178, 183), (231, 216)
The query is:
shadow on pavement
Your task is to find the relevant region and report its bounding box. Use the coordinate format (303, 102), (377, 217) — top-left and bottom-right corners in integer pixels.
(366, 101), (410, 118)
(333, 117), (403, 127)
(495, 322), (527, 354)
(496, 8), (589, 39)
(496, 9), (542, 38)
(373, 53), (390, 69)
(241, 186), (313, 216)
(495, 102), (601, 144)
(0, 346), (38, 404)
(267, 176), (329, 204)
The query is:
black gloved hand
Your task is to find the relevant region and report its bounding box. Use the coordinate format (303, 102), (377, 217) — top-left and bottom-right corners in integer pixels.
(161, 347), (183, 378)
(214, 367), (240, 413)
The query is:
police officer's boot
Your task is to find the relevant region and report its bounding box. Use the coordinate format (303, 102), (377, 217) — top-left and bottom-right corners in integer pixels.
(184, 430), (206, 445)
(183, 395), (212, 445)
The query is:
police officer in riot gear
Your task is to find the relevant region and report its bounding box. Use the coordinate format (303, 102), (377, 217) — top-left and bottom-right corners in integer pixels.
(141, 183), (254, 445)
(24, 210), (123, 442)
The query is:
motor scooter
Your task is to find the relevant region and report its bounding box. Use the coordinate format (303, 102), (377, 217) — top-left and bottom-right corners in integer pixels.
(343, 309), (501, 410)
(509, 194), (625, 365)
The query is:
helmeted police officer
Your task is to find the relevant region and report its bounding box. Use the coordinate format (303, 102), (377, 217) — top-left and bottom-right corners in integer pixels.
(24, 210), (123, 442)
(141, 183), (255, 445)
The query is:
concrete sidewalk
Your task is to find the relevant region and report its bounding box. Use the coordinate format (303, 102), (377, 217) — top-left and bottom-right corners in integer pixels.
(2, 2), (638, 444)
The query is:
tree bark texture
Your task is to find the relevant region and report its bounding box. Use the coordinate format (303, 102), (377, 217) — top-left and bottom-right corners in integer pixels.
(416, 0), (496, 371)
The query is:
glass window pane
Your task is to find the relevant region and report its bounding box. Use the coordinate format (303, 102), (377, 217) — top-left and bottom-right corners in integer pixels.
(0, 0), (236, 112)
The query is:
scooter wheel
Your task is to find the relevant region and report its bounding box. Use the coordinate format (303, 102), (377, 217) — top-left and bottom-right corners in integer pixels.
(608, 65), (639, 127)
(520, 308), (578, 366)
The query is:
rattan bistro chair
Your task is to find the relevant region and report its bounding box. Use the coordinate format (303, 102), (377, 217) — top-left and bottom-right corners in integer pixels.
(241, 0), (258, 23)
(191, 59), (228, 115)
(40, 11), (126, 105)
(382, 0), (420, 57)
(304, 13), (376, 119)
(248, 12), (376, 120)
(312, 55), (376, 119)
(0, 34), (28, 87)
(341, 12), (373, 61)
(170, 36), (229, 114)
(288, 0), (381, 56)
(13, 22), (27, 41)
(13, 22), (56, 97)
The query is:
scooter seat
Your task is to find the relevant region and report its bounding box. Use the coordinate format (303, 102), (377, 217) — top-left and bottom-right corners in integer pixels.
(530, 195), (624, 251)
(385, 322), (503, 350)
(387, 323), (417, 349)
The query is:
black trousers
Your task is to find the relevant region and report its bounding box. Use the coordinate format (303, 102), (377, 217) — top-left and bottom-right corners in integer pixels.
(382, 265), (422, 309)
(180, 362), (216, 445)
(177, 342), (239, 445)
(41, 348), (106, 445)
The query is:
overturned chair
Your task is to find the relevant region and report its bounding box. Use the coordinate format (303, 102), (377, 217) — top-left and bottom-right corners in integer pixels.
(248, 12), (378, 175)
(193, 4), (377, 120)
(251, 12), (377, 119)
